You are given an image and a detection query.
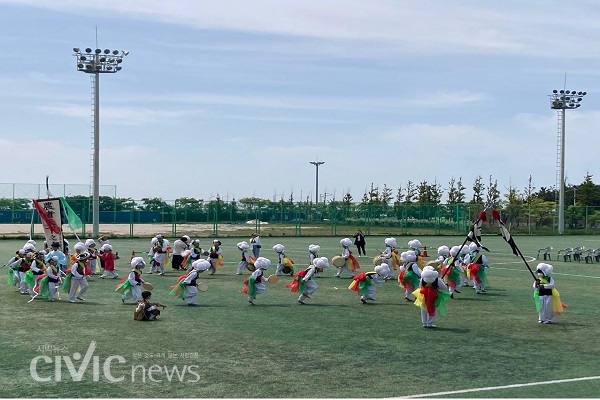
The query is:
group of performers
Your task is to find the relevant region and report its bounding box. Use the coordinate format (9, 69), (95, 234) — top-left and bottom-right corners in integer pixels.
(4, 233), (566, 326)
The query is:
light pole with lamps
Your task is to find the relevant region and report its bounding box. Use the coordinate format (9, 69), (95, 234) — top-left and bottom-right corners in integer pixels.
(309, 161), (324, 204)
(550, 88), (586, 234)
(73, 47), (128, 237)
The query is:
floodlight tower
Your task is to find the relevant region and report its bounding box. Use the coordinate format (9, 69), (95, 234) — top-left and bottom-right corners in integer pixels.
(73, 47), (128, 236)
(550, 88), (586, 234)
(309, 161), (325, 204)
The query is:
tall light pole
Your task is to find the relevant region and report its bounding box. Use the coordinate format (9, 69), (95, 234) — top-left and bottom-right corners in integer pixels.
(550, 88), (586, 234)
(309, 161), (324, 204)
(73, 47), (128, 236)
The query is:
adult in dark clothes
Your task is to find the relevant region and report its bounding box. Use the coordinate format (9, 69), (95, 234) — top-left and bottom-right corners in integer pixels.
(353, 230), (367, 257)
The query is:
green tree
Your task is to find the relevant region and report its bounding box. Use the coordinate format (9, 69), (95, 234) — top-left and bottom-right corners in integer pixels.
(471, 175), (485, 204)
(576, 173), (600, 206)
(486, 175), (501, 208)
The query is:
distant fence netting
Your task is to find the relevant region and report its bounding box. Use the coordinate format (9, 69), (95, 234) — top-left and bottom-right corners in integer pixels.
(1, 184), (600, 236)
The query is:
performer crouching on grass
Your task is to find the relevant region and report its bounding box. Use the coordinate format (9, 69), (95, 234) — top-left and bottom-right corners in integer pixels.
(534, 263), (566, 324)
(117, 257), (146, 304)
(169, 259), (210, 306)
(287, 256), (329, 304)
(348, 263), (390, 304)
(241, 257), (271, 305)
(236, 241), (251, 275)
(413, 266), (450, 329)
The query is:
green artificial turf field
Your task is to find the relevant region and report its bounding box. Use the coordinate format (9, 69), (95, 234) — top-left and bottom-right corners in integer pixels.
(1, 234), (599, 398)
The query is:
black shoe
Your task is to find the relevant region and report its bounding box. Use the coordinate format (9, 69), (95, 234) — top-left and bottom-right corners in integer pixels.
(454, 289), (461, 293)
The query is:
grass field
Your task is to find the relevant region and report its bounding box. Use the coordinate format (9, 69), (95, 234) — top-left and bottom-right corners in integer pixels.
(1, 234), (600, 398)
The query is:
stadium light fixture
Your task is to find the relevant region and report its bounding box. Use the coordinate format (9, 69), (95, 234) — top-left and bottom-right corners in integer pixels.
(73, 47), (128, 237)
(549, 88), (586, 234)
(309, 161), (325, 204)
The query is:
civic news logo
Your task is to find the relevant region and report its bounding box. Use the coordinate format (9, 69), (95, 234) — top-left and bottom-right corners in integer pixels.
(30, 341), (200, 383)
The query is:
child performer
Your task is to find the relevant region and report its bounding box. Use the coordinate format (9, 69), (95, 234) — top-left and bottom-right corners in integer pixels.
(45, 241), (67, 272)
(348, 263), (390, 304)
(464, 242), (489, 294)
(413, 266), (450, 328)
(241, 257), (271, 305)
(335, 238), (359, 278)
(534, 263), (566, 324)
(134, 291), (166, 321)
(441, 245), (463, 299)
(274, 244), (294, 276)
(208, 240), (223, 275)
(408, 239), (426, 269)
(38, 256), (61, 301)
(398, 250), (422, 302)
(64, 252), (90, 303)
(99, 244), (120, 279)
(150, 234), (169, 275)
(287, 257), (329, 304)
(169, 259), (210, 306)
(380, 237), (398, 279)
(308, 244), (321, 277)
(236, 241), (252, 275)
(85, 239), (99, 275)
(116, 257), (146, 304)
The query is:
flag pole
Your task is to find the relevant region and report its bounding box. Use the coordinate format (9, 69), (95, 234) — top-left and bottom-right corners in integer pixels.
(441, 204), (491, 279)
(492, 209), (537, 280)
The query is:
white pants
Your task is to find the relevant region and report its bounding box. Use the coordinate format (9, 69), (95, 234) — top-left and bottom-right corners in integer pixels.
(275, 263), (292, 275)
(152, 254), (165, 273)
(421, 309), (438, 327)
(101, 270), (119, 278)
(249, 282), (266, 302)
(48, 281), (58, 300)
(18, 271), (29, 294)
(360, 285), (377, 301)
(237, 261), (248, 275)
(382, 258), (394, 278)
(538, 295), (556, 323)
(89, 259), (97, 274)
(298, 280), (318, 302)
(69, 278), (89, 301)
(183, 285), (198, 305)
(335, 264), (354, 278)
(123, 284), (142, 302)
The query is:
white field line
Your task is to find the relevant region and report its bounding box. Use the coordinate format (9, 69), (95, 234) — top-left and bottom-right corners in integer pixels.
(404, 375), (600, 398)
(490, 253), (600, 279)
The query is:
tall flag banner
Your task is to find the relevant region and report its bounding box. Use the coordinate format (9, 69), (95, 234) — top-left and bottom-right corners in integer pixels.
(492, 209), (519, 256)
(32, 198), (64, 246)
(492, 209), (536, 279)
(466, 210), (490, 252)
(60, 197), (83, 231)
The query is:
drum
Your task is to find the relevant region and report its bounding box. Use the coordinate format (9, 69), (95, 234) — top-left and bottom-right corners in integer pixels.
(247, 264), (257, 272)
(332, 256), (346, 268)
(372, 255), (382, 266)
(267, 274), (279, 284)
(197, 281), (208, 292)
(282, 266), (293, 274)
(142, 282), (154, 290)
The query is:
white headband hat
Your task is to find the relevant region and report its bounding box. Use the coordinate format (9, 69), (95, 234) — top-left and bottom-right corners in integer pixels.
(74, 242), (86, 252)
(403, 250), (417, 262)
(536, 263), (553, 276)
(340, 238), (352, 247)
(192, 259), (211, 271)
(437, 246), (450, 255)
(384, 237), (397, 247)
(131, 256), (146, 268)
(375, 263), (390, 276)
(422, 268), (439, 283)
(254, 257), (271, 270)
(408, 239), (422, 249)
(273, 244), (284, 253)
(449, 245), (460, 257)
(314, 257), (329, 269)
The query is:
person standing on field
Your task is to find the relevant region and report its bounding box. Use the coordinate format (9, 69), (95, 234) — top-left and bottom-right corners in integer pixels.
(250, 233), (262, 258)
(172, 235), (190, 271)
(353, 230), (367, 257)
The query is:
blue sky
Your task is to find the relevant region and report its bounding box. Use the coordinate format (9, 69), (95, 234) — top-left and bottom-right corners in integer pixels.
(1, 0), (600, 203)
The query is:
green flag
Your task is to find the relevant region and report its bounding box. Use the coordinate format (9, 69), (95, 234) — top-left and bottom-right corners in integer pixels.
(60, 197), (83, 231)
